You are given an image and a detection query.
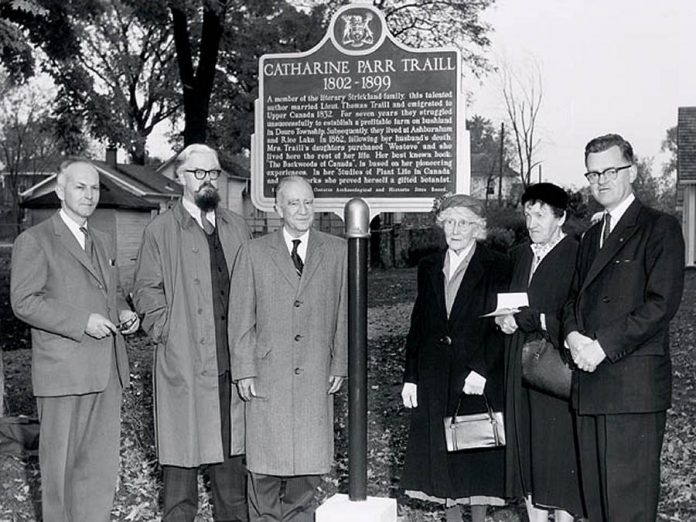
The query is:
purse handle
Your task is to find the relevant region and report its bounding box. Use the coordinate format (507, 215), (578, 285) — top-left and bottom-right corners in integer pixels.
(449, 392), (496, 424)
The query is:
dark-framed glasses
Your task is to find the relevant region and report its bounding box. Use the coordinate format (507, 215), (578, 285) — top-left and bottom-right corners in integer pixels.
(186, 168), (222, 180)
(584, 164), (632, 184)
(441, 218), (478, 230)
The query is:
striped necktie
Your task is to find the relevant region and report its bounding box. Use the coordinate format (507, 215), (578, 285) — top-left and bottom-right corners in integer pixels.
(291, 239), (304, 277)
(601, 212), (611, 249)
(80, 225), (104, 282)
(200, 210), (214, 235)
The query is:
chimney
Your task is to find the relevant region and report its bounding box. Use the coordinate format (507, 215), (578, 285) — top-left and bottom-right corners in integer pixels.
(105, 146), (117, 167)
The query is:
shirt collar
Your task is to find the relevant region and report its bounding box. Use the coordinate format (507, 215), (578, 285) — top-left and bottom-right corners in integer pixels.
(181, 196), (215, 228)
(282, 228), (310, 260)
(59, 209), (86, 248)
(606, 192), (635, 229)
(445, 241), (476, 280)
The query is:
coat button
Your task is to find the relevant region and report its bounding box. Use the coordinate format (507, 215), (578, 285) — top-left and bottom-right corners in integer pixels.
(200, 338), (206, 344)
(294, 367), (303, 375)
(439, 336), (452, 345)
(602, 296), (611, 303)
(193, 278), (200, 285)
(197, 308), (203, 314)
(294, 334), (302, 341)
(192, 247), (199, 253)
(294, 300), (301, 307)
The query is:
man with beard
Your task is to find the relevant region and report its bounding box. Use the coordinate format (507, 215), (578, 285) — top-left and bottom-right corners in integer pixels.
(133, 144), (251, 521)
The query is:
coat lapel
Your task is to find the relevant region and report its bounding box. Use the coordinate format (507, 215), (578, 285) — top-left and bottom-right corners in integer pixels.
(270, 230), (300, 291)
(298, 230), (325, 296)
(428, 250), (448, 320)
(51, 213), (105, 288)
(449, 244), (485, 324)
(580, 199), (642, 294)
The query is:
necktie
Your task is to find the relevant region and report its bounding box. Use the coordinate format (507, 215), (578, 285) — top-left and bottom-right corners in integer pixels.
(291, 239), (304, 277)
(200, 210), (214, 235)
(80, 225), (104, 282)
(601, 212), (612, 248)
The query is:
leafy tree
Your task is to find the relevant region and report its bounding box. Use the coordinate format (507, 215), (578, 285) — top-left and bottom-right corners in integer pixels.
(0, 0), (46, 81)
(317, 0), (495, 77)
(9, 0), (179, 164)
(467, 115), (515, 206)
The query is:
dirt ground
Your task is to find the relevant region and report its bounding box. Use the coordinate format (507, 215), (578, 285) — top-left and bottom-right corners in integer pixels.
(1, 261), (695, 520)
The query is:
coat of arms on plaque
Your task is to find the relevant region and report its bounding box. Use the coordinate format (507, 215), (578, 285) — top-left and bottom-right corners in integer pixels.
(340, 13), (374, 48)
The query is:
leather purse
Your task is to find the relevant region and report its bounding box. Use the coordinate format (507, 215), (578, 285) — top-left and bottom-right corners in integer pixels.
(443, 394), (505, 452)
(521, 337), (572, 399)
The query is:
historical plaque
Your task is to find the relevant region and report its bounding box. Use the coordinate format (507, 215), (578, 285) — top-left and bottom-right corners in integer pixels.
(251, 1), (469, 216)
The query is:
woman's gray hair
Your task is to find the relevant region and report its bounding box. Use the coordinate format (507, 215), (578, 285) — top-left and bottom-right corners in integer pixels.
(434, 193), (487, 240)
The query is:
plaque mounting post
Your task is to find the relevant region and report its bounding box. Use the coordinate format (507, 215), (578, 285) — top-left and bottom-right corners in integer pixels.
(344, 198), (369, 502)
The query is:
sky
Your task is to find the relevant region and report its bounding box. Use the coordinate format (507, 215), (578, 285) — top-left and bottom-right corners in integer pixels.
(148, 0), (696, 190)
(466, 0), (696, 189)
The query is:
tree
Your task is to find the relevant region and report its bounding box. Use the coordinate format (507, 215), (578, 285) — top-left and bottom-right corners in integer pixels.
(8, 0), (180, 164)
(467, 115), (514, 206)
(499, 58), (543, 188)
(0, 75), (68, 235)
(0, 0), (46, 81)
(317, 0), (495, 77)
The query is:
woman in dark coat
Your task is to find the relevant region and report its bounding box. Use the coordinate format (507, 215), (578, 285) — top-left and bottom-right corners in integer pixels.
(400, 194), (510, 522)
(497, 183), (584, 521)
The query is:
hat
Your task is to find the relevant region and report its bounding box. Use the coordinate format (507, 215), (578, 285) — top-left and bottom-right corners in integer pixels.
(521, 183), (568, 210)
(435, 193), (485, 218)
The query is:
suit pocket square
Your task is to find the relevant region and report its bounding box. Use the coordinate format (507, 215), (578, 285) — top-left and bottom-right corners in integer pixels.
(109, 258), (116, 266)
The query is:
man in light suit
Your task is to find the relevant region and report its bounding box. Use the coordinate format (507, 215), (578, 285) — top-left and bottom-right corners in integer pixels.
(563, 134), (685, 521)
(229, 176), (347, 522)
(11, 159), (139, 521)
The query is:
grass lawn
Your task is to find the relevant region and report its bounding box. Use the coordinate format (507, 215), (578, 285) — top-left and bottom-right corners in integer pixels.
(1, 260), (695, 520)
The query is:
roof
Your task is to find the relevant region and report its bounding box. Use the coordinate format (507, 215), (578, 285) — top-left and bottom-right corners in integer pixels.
(470, 152), (519, 179)
(678, 107), (696, 182)
(21, 174), (159, 210)
(93, 161), (182, 196)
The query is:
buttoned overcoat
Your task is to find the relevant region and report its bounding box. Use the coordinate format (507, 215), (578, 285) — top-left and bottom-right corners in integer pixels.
(229, 229), (347, 476)
(133, 202), (250, 466)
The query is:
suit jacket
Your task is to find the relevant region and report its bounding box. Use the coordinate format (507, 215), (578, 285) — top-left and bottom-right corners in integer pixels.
(562, 199), (684, 414)
(11, 212), (129, 397)
(228, 229), (347, 476)
(133, 202), (251, 466)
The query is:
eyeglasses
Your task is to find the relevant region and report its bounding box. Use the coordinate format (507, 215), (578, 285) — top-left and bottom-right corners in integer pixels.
(185, 169), (222, 180)
(441, 218), (478, 230)
(584, 164), (631, 184)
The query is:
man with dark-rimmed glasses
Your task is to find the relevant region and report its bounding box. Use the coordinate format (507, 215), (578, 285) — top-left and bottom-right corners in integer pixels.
(133, 144), (251, 521)
(562, 133), (684, 520)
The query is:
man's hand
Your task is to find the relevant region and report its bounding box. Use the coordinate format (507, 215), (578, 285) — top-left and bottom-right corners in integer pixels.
(463, 371), (486, 395)
(572, 340), (607, 373)
(328, 375), (345, 394)
(401, 382), (418, 408)
(236, 377), (262, 401)
(495, 314), (518, 335)
(85, 313), (118, 339)
(514, 307), (542, 333)
(118, 310), (140, 335)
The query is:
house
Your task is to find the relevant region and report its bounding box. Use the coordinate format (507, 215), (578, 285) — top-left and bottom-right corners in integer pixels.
(20, 152), (181, 291)
(677, 106), (696, 267)
(469, 152), (523, 202)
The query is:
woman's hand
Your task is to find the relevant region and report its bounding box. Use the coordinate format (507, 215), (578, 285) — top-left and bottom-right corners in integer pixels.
(495, 313), (518, 335)
(462, 371), (486, 395)
(401, 382), (418, 408)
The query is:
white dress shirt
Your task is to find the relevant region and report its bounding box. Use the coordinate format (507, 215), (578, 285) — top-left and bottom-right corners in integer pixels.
(181, 197), (215, 230)
(282, 228), (309, 262)
(59, 209), (86, 249)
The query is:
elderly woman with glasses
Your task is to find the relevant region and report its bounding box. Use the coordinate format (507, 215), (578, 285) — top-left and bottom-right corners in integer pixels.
(496, 183), (585, 521)
(400, 194), (511, 522)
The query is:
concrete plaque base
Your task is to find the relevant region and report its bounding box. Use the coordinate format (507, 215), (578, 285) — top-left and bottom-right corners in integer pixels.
(316, 493), (397, 522)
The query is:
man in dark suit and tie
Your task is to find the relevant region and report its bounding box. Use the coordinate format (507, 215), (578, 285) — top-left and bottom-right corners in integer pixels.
(11, 158), (139, 521)
(563, 134), (685, 521)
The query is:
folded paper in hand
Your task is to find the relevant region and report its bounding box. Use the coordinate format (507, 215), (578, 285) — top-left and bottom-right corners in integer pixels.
(481, 292), (529, 317)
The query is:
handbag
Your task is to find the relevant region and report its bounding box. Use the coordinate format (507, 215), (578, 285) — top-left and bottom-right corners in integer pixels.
(521, 337), (572, 399)
(443, 393), (505, 452)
